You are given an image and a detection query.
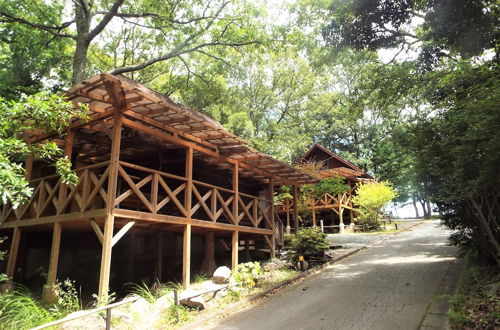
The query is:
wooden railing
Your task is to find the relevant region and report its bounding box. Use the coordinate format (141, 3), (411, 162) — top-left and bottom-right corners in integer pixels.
(1, 162), (110, 224)
(1, 161), (275, 231)
(115, 161), (273, 229)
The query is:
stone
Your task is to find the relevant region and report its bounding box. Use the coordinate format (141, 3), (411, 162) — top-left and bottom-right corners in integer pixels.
(154, 295), (172, 312)
(180, 294), (206, 310)
(212, 266), (231, 284)
(58, 311), (105, 330)
(264, 262), (279, 271)
(110, 309), (132, 325)
(129, 297), (151, 316)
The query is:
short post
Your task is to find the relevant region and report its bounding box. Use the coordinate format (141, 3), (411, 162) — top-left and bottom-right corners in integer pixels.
(299, 256), (304, 271)
(174, 289), (179, 306)
(320, 220), (324, 233)
(395, 221), (398, 230)
(106, 308), (111, 330)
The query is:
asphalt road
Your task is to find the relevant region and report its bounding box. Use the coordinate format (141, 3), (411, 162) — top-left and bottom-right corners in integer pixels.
(204, 220), (457, 330)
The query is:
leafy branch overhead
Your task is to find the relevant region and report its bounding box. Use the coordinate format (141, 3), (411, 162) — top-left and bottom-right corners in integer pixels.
(0, 93), (87, 207)
(0, 0), (264, 83)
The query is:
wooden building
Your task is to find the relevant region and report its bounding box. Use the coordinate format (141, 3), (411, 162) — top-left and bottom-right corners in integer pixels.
(0, 73), (318, 301)
(278, 144), (373, 233)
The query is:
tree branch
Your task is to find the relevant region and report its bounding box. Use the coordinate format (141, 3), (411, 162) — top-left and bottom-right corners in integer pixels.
(87, 0), (124, 41)
(0, 11), (76, 39)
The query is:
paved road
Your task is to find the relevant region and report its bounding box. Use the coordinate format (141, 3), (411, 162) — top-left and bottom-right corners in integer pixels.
(205, 221), (457, 330)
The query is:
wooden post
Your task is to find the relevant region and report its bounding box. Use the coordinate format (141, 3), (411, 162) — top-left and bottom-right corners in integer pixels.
(293, 185), (299, 234)
(338, 194), (344, 234)
(185, 147), (193, 219)
(312, 209), (317, 228)
(286, 211), (291, 234)
(24, 156), (34, 181)
(5, 227), (21, 281)
(233, 164), (239, 222)
(201, 232), (216, 275)
(58, 130), (75, 210)
(156, 231), (163, 282)
(98, 112), (122, 299)
(182, 224), (191, 288)
(231, 230), (238, 271)
(268, 177), (275, 259)
(43, 222), (62, 303)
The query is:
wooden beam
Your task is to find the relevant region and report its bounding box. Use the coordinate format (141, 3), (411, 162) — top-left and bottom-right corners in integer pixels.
(121, 118), (298, 186)
(90, 219), (104, 244)
(185, 147), (193, 218)
(98, 111), (123, 299)
(111, 221), (135, 247)
(58, 129), (75, 210)
(6, 227), (21, 280)
(112, 208), (274, 236)
(24, 156), (33, 181)
(232, 230), (238, 271)
(269, 177), (275, 259)
(0, 209), (107, 229)
(46, 222), (61, 285)
(182, 224), (191, 288)
(233, 163), (239, 222)
(293, 185), (299, 234)
(124, 110), (219, 151)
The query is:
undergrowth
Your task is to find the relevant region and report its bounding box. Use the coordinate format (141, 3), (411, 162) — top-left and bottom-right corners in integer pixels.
(448, 255), (499, 329)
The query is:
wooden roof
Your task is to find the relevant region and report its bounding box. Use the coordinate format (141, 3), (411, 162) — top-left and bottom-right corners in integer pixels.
(35, 73), (318, 186)
(300, 144), (373, 179)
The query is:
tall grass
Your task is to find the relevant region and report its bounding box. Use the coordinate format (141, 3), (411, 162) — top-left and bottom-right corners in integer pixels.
(0, 286), (55, 330)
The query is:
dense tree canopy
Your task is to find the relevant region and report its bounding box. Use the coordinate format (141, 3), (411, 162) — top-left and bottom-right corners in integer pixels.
(0, 0), (498, 263)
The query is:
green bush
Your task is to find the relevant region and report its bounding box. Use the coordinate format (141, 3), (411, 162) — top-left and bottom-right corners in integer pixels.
(289, 228), (329, 261)
(233, 262), (264, 288)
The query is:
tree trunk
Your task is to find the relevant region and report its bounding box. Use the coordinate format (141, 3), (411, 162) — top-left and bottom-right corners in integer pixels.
(412, 196), (420, 218)
(426, 200), (432, 217)
(72, 4), (91, 84)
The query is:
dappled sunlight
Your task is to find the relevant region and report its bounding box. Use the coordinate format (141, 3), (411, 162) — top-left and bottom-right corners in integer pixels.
(364, 254), (456, 265)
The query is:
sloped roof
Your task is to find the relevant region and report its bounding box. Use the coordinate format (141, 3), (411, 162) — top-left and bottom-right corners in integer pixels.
(50, 73), (318, 186)
(300, 144), (373, 179)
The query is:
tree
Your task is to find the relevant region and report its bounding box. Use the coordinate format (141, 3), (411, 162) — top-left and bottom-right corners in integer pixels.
(0, 93), (87, 207)
(352, 181), (397, 228)
(0, 0), (264, 84)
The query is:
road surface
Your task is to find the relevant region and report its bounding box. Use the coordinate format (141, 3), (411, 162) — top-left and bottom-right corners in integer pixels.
(205, 220), (457, 330)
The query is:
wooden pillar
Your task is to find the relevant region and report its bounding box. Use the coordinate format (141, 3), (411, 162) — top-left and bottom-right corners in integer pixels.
(312, 209), (317, 228)
(201, 232), (216, 275)
(293, 185), (299, 234)
(269, 177), (275, 259)
(58, 129), (75, 207)
(185, 147), (193, 219)
(43, 222), (62, 303)
(182, 224), (191, 288)
(231, 230), (238, 271)
(5, 227), (21, 281)
(98, 112), (122, 300)
(233, 164), (239, 222)
(24, 156), (34, 181)
(156, 231), (163, 282)
(338, 194), (344, 234)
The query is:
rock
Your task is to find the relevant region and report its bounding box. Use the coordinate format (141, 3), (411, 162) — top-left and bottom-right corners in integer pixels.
(297, 260), (309, 270)
(58, 311), (105, 330)
(212, 266), (231, 284)
(129, 297), (151, 316)
(283, 262), (295, 269)
(110, 309), (132, 325)
(180, 294), (206, 310)
(154, 295), (172, 312)
(214, 289), (228, 299)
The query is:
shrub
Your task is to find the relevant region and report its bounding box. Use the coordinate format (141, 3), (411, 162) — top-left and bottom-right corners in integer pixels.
(233, 262), (264, 288)
(352, 181), (397, 228)
(289, 228), (329, 261)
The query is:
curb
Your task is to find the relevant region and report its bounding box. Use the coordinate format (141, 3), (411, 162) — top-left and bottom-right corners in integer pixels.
(180, 221), (426, 329)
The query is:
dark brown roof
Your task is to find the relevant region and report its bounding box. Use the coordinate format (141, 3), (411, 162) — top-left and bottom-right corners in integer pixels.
(300, 144), (373, 179)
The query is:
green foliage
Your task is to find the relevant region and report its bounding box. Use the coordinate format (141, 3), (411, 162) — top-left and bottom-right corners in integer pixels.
(448, 257), (499, 329)
(289, 228), (329, 261)
(307, 176), (350, 197)
(233, 262), (264, 288)
(273, 186), (292, 206)
(0, 92), (87, 207)
(352, 182), (397, 229)
(0, 282), (81, 330)
(194, 273), (208, 284)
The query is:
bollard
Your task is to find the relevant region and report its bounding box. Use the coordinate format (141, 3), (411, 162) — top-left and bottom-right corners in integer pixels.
(299, 256), (304, 271)
(174, 289), (179, 306)
(395, 221), (398, 230)
(320, 220), (324, 233)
